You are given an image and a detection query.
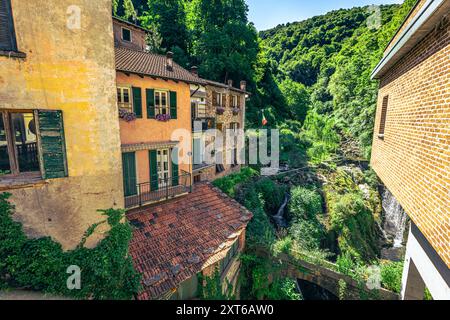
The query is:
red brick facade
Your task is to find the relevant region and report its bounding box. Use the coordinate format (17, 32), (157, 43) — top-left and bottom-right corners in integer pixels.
(371, 7), (449, 267)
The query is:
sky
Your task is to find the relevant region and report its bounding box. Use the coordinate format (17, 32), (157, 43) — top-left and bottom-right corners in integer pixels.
(246, 0), (404, 31)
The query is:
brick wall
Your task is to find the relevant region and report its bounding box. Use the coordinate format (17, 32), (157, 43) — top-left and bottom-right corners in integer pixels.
(113, 19), (146, 51)
(371, 16), (449, 267)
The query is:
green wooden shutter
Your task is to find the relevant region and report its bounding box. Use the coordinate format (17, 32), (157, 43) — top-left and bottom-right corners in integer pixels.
(146, 89), (155, 119)
(36, 110), (68, 179)
(0, 0), (17, 51)
(122, 152), (137, 197)
(149, 150), (158, 191)
(170, 91), (177, 119)
(132, 87), (142, 118)
(172, 147), (179, 187)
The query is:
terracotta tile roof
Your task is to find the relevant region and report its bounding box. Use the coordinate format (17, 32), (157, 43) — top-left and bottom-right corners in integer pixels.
(127, 183), (253, 300)
(115, 47), (205, 85)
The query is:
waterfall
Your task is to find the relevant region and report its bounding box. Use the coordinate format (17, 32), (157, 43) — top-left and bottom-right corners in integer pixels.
(382, 189), (408, 248)
(272, 194), (290, 228)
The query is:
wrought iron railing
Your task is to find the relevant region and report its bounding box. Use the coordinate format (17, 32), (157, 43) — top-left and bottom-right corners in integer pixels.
(124, 170), (192, 209)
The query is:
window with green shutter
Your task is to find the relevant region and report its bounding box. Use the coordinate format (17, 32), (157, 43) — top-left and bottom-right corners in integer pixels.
(36, 110), (68, 179)
(171, 147), (179, 187)
(149, 150), (158, 191)
(170, 91), (177, 119)
(146, 88), (155, 119)
(0, 110), (68, 180)
(132, 87), (142, 118)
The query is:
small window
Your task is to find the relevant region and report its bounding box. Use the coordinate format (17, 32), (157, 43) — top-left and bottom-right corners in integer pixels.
(213, 92), (223, 107)
(379, 95), (389, 138)
(0, 111), (40, 176)
(117, 87), (132, 112)
(155, 91), (169, 116)
(232, 95), (238, 108)
(0, 0), (17, 51)
(121, 27), (132, 42)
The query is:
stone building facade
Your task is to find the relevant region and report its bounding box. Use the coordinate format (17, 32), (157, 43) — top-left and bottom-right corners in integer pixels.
(0, 0), (123, 249)
(371, 0), (450, 300)
(205, 80), (248, 180)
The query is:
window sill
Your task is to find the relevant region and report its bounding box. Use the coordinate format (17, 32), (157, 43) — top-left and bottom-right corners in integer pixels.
(0, 172), (46, 191)
(0, 50), (26, 59)
(378, 134), (385, 140)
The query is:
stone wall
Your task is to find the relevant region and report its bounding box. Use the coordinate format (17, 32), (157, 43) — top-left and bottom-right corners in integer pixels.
(371, 15), (449, 267)
(0, 0), (123, 249)
(205, 84), (246, 178)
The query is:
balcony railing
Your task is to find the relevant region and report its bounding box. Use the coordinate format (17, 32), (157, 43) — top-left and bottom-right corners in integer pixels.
(124, 170), (192, 209)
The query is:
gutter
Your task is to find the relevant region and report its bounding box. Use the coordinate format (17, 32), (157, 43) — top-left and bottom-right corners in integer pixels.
(371, 0), (447, 79)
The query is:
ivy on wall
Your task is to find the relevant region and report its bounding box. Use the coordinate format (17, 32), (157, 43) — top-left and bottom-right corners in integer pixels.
(0, 193), (141, 300)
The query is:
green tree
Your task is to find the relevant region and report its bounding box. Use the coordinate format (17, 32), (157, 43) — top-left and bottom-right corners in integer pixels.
(140, 0), (189, 61)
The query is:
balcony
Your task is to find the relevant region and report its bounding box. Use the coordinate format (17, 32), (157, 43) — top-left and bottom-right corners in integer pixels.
(124, 170), (192, 209)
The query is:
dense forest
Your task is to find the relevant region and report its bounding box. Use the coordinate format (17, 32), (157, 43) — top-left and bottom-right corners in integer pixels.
(112, 0), (419, 300)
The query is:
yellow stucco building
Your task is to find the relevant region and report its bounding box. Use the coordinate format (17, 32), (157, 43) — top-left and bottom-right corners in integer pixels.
(113, 18), (202, 208)
(0, 0), (123, 249)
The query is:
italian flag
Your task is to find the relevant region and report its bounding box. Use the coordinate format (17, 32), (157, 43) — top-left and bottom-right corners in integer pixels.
(262, 112), (268, 126)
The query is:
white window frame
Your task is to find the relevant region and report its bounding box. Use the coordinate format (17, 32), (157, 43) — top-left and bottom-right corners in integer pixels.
(154, 90), (169, 116)
(117, 86), (133, 112)
(157, 148), (171, 188)
(121, 27), (132, 42)
(232, 95), (238, 108)
(214, 92), (224, 106)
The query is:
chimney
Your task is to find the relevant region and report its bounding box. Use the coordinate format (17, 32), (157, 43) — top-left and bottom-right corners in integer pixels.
(240, 80), (247, 91)
(166, 51), (174, 71)
(227, 79), (233, 87)
(191, 66), (199, 77)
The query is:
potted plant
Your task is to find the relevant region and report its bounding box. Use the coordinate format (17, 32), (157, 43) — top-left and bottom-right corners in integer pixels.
(232, 107), (241, 115)
(217, 106), (225, 115)
(155, 114), (172, 122)
(119, 108), (137, 122)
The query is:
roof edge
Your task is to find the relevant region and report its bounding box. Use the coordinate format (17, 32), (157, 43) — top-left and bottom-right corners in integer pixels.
(113, 15), (150, 33)
(371, 0), (447, 80)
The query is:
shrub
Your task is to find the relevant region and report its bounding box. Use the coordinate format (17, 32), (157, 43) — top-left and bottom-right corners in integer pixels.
(380, 261), (403, 294)
(288, 187), (325, 251)
(289, 187), (322, 220)
(272, 237), (293, 256)
(329, 192), (379, 262)
(213, 167), (258, 197)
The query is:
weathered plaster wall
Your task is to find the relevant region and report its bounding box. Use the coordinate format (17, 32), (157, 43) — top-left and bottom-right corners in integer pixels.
(117, 73), (193, 176)
(0, 0), (123, 249)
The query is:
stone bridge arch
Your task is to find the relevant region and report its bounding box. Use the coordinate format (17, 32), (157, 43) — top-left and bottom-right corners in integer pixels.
(257, 248), (399, 300)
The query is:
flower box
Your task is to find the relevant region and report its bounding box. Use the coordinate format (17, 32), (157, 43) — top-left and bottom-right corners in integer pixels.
(155, 114), (171, 122)
(119, 108), (137, 122)
(216, 107), (225, 115)
(232, 107), (241, 115)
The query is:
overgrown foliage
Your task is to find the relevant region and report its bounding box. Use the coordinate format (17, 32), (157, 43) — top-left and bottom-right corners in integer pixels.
(380, 261), (403, 294)
(240, 254), (301, 300)
(288, 187), (326, 251)
(0, 193), (141, 299)
(198, 267), (234, 300)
